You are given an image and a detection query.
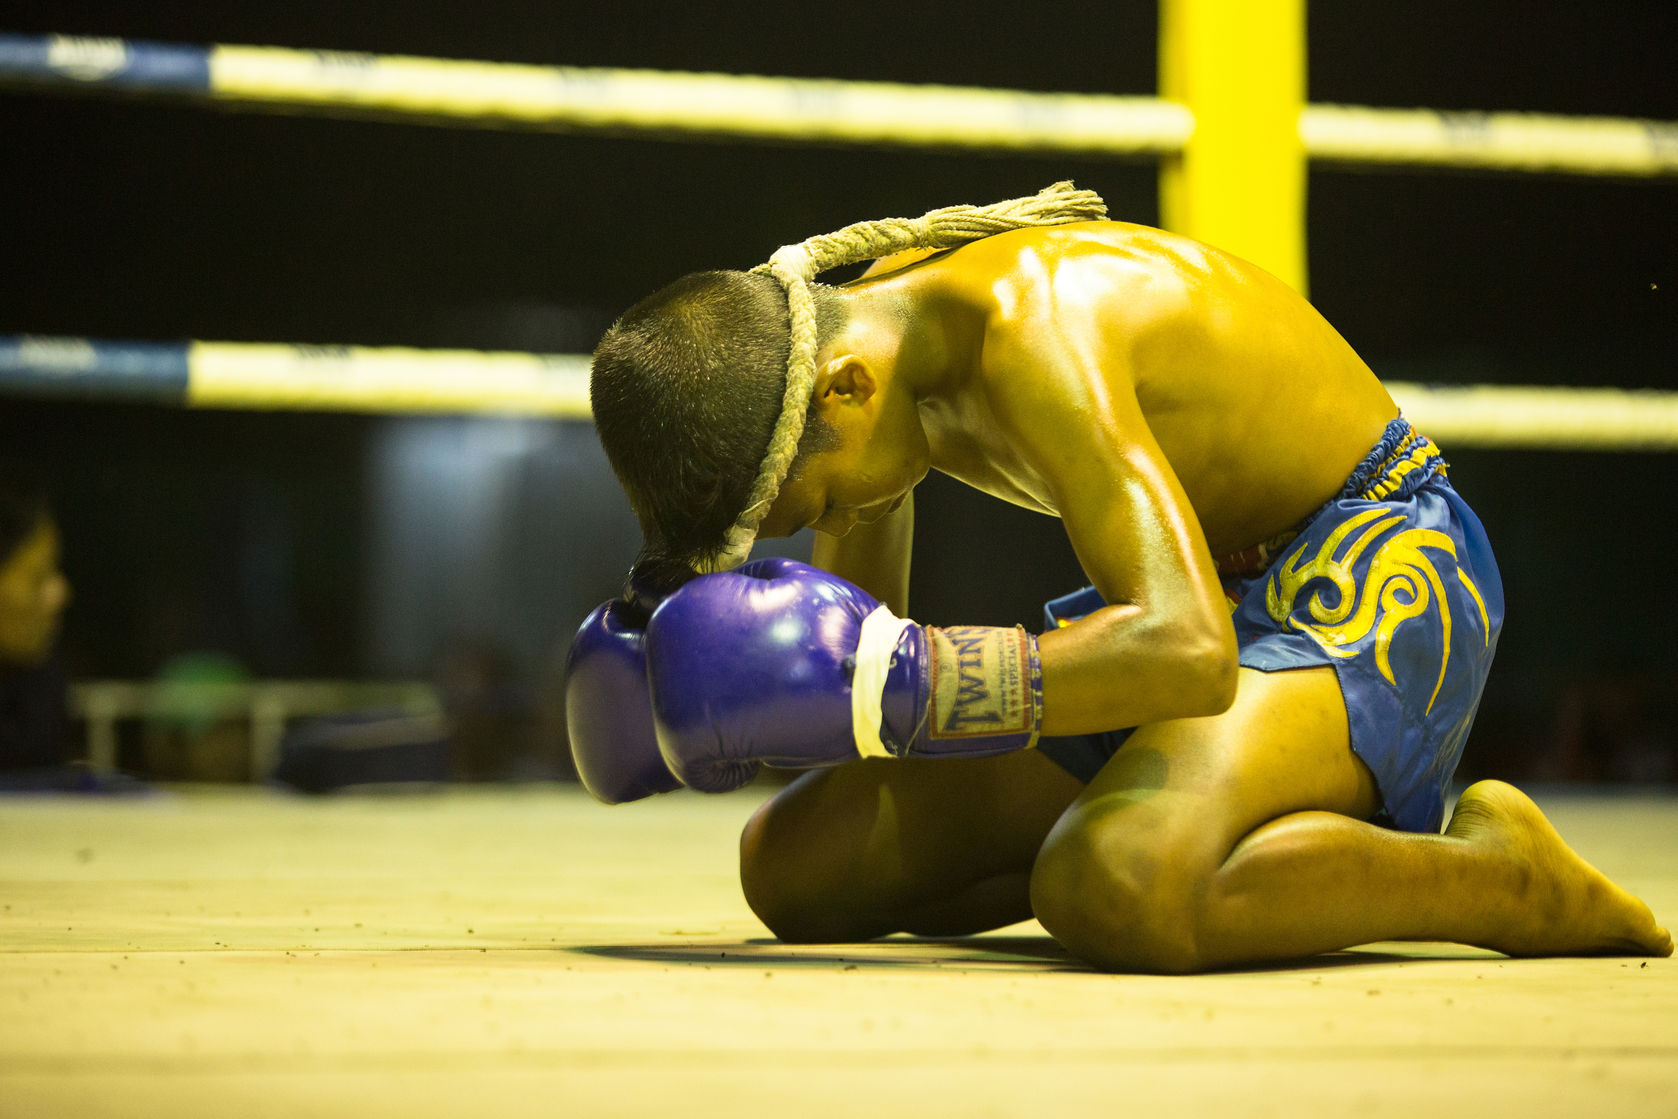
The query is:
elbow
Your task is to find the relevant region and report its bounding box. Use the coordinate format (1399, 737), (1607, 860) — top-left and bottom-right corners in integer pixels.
(1172, 618), (1239, 718)
(1196, 641), (1240, 716)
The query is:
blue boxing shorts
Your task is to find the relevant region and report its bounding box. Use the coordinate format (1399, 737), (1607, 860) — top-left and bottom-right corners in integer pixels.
(1036, 416), (1504, 834)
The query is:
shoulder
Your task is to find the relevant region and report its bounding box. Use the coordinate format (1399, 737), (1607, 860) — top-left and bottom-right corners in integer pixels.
(971, 225), (1200, 344)
(857, 246), (947, 279)
(969, 227), (1201, 403)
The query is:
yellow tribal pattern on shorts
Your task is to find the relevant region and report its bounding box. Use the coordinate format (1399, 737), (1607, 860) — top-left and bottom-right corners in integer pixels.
(1265, 507), (1490, 715)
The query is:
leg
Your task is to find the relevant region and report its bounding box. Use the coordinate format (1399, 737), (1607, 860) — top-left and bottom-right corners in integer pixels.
(1029, 666), (1674, 973)
(740, 751), (1084, 942)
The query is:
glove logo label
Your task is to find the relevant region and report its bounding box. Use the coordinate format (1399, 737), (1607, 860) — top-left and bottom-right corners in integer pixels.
(926, 626), (1036, 740)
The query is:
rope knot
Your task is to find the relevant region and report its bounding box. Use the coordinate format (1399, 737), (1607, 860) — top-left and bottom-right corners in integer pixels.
(766, 243), (814, 284)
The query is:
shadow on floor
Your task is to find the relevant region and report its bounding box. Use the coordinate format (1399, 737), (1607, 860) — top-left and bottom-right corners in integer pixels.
(571, 937), (1493, 974)
(574, 936), (1081, 971)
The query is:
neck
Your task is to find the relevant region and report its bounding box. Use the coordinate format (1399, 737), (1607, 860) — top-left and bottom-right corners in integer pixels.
(835, 270), (975, 401)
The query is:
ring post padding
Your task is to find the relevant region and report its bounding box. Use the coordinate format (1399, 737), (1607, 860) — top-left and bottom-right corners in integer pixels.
(1159, 0), (1307, 293)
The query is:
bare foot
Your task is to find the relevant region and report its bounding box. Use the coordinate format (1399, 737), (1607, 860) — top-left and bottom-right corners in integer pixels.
(1445, 780), (1673, 958)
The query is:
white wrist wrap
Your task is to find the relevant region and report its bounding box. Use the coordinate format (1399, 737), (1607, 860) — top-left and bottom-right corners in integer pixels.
(851, 605), (914, 759)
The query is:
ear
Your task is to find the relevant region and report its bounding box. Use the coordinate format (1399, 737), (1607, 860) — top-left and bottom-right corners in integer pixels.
(812, 355), (877, 408)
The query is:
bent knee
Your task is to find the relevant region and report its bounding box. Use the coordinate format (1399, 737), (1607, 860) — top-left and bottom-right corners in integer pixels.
(1029, 821), (1209, 974)
(738, 786), (884, 943)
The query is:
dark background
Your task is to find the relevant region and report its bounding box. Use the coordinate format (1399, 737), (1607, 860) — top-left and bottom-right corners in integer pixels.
(2, 2), (1675, 781)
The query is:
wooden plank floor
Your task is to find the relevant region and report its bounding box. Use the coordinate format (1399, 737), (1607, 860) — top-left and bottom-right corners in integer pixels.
(2, 785), (1675, 1118)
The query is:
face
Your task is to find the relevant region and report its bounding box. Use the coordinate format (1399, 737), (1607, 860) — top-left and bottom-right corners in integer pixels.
(764, 442), (915, 539)
(760, 368), (929, 540)
(0, 519), (72, 667)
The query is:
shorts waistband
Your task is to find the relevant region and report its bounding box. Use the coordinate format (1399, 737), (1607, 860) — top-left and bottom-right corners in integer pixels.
(1340, 415), (1448, 502)
(1213, 416), (1448, 578)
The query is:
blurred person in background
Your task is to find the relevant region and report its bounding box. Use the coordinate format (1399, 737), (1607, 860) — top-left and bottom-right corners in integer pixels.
(0, 467), (73, 774)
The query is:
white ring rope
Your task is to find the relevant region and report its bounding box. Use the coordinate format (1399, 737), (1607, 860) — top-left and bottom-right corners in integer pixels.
(0, 335), (590, 416)
(1389, 383), (1678, 451)
(1303, 105), (1678, 177)
(1, 35), (1675, 174)
(2, 335), (1674, 450)
(3, 35), (1673, 454)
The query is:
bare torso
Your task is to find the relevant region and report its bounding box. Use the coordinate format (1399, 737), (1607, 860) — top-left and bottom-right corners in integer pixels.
(868, 222), (1397, 557)
(759, 223), (1675, 973)
(814, 221), (1404, 732)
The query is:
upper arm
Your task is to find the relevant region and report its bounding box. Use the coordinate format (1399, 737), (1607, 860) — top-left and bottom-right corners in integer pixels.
(984, 316), (1230, 649)
(810, 494), (914, 617)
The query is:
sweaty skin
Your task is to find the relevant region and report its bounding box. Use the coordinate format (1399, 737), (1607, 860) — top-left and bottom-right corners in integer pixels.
(741, 221), (1672, 970)
(761, 222), (1395, 735)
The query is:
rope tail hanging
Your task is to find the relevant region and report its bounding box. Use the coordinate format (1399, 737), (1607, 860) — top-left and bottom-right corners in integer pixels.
(704, 180), (1107, 570)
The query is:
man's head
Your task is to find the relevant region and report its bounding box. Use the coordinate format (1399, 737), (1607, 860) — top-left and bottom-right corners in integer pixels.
(590, 269), (850, 591)
(0, 471), (71, 668)
(591, 184), (1106, 597)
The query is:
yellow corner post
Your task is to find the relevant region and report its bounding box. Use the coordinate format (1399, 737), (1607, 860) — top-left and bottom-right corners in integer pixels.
(1159, 0), (1307, 293)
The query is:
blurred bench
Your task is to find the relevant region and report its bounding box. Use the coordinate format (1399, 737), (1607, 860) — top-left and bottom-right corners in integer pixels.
(68, 680), (442, 780)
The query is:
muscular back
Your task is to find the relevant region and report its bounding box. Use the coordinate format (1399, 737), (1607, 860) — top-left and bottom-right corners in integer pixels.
(870, 223), (1398, 558)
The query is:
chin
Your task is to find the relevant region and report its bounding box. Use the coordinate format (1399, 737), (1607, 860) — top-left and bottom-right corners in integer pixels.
(855, 495), (901, 525)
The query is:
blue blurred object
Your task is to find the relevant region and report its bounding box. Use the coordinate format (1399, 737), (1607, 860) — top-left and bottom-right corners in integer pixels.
(271, 709), (451, 794)
(0, 763), (151, 795)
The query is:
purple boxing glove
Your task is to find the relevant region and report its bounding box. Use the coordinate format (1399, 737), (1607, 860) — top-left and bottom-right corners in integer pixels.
(645, 557), (1044, 793)
(564, 597), (684, 804)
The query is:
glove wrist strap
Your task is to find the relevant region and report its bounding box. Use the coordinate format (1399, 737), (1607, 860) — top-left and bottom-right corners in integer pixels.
(852, 605), (915, 759)
(917, 626), (1043, 756)
(853, 612), (1045, 760)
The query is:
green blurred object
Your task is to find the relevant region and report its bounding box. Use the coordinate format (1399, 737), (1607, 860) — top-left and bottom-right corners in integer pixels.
(148, 651), (252, 737)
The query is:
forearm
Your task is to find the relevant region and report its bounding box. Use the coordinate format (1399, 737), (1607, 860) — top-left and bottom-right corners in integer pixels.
(810, 493), (914, 617)
(1036, 602), (1237, 736)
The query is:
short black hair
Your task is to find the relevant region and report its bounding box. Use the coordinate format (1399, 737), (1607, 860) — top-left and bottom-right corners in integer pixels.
(590, 270), (846, 598)
(0, 466), (50, 568)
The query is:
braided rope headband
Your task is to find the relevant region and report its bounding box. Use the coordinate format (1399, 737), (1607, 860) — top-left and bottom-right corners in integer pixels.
(700, 180), (1108, 572)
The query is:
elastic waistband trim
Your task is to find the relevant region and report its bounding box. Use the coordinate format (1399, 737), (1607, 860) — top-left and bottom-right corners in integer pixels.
(1341, 415), (1448, 503)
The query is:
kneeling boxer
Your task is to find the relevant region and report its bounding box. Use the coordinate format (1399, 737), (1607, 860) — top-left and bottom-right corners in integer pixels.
(568, 183), (1671, 972)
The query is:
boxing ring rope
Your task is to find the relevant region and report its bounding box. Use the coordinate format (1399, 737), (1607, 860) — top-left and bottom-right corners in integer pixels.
(0, 336), (590, 417)
(2, 27), (1673, 450)
(4, 334), (1676, 451)
(2, 34), (1675, 174)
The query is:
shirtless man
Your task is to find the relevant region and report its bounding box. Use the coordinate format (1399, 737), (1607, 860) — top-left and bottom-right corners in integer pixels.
(567, 183), (1671, 972)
